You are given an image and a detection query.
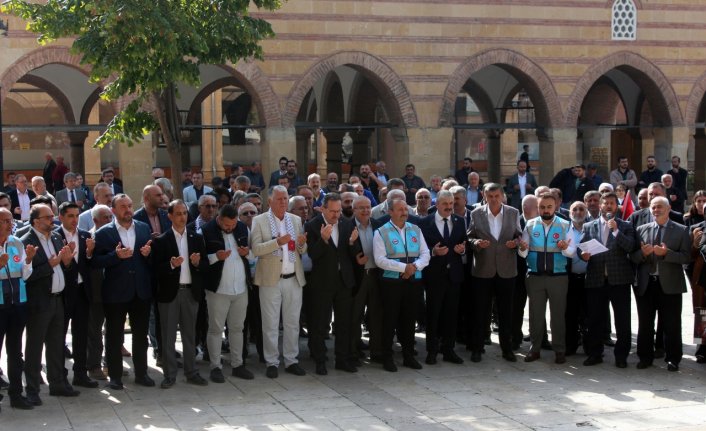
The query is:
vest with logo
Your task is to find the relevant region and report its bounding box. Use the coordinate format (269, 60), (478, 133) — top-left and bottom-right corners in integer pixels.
(526, 216), (570, 275)
(379, 221), (422, 279)
(0, 236), (27, 306)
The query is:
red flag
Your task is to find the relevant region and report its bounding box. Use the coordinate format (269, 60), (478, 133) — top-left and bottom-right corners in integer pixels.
(622, 190), (635, 219)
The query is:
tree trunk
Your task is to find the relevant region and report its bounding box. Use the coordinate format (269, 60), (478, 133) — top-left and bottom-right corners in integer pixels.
(153, 84), (184, 199)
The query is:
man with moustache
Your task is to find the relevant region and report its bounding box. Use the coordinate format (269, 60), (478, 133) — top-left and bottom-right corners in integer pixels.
(307, 174), (326, 209)
(350, 195), (384, 363)
(0, 207), (35, 409)
(251, 186), (308, 378)
(55, 202), (99, 388)
(201, 204), (253, 381)
(631, 197), (691, 371)
(22, 204), (77, 405)
(359, 164), (381, 200)
(373, 199), (430, 372)
(579, 193), (636, 368)
(79, 183), (114, 232)
(92, 194), (154, 390)
(420, 190), (466, 365)
(511, 195), (538, 349)
(340, 191), (357, 219)
(188, 194), (218, 234)
(628, 182), (684, 227)
(305, 193), (360, 374)
(565, 201), (589, 356)
(518, 193), (575, 364)
(152, 200), (209, 388)
(468, 183), (522, 363)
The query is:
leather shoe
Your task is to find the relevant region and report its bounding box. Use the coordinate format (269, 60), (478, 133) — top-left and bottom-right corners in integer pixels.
(186, 374), (208, 386)
(160, 377), (176, 389)
(382, 359), (397, 372)
(442, 351), (464, 364)
(232, 365), (254, 380)
(285, 364), (306, 376)
(696, 355), (706, 364)
(667, 362), (679, 372)
(25, 393), (42, 406)
(210, 368), (225, 383)
(615, 359), (628, 369)
(502, 351), (517, 362)
(524, 352), (540, 363)
(106, 380), (123, 390)
(49, 385), (80, 397)
(266, 365), (278, 378)
(403, 357), (422, 370)
(603, 338), (616, 347)
(636, 361), (652, 369)
(10, 395), (34, 410)
(72, 375), (99, 388)
(334, 362), (358, 373)
(425, 353), (437, 365)
(134, 374), (156, 387)
(554, 353), (566, 364)
(470, 351), (482, 363)
(583, 356), (603, 366)
(315, 362), (328, 375)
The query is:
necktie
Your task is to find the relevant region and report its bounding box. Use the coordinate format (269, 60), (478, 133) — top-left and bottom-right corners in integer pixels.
(651, 225), (664, 274)
(70, 190), (76, 203)
(442, 218), (450, 244)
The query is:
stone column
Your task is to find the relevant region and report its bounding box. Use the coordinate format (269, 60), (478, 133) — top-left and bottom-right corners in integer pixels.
(68, 132), (88, 176)
(542, 128), (578, 186)
(405, 127), (453, 183)
(200, 91), (224, 182)
(117, 134), (154, 200)
(316, 129), (327, 177)
(263, 126), (297, 179)
(83, 103), (102, 186)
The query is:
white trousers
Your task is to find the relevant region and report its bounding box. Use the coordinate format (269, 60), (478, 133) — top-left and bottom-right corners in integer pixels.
(206, 290), (248, 369)
(259, 277), (302, 367)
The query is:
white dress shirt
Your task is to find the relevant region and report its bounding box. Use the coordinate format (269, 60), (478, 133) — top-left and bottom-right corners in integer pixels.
(518, 174), (527, 199)
(208, 231), (246, 295)
(172, 228), (192, 285)
(61, 226), (83, 284)
(116, 222), (136, 250)
(17, 190), (31, 221)
(323, 217), (339, 247)
(487, 206), (504, 241)
(373, 222), (430, 274)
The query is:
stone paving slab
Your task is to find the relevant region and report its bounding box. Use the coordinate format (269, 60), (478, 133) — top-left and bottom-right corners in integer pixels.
(2, 296), (706, 430)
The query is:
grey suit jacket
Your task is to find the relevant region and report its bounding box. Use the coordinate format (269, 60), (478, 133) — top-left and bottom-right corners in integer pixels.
(468, 204), (522, 279)
(579, 218), (636, 288)
(20, 228), (70, 312)
(55, 187), (87, 206)
(630, 220), (691, 295)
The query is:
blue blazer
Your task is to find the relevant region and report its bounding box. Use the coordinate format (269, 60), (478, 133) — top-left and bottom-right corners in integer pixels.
(92, 220), (153, 303)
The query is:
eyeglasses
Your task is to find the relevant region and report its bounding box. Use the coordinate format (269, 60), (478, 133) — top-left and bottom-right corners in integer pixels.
(201, 204), (218, 208)
(417, 196), (431, 200)
(240, 211), (256, 216)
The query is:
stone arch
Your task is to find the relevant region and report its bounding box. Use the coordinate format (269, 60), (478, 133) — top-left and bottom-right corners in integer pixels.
(16, 74), (76, 124)
(185, 62), (281, 127)
(282, 51), (418, 128)
(684, 70), (706, 127)
(565, 51), (682, 128)
(0, 46), (90, 105)
(439, 48), (562, 129)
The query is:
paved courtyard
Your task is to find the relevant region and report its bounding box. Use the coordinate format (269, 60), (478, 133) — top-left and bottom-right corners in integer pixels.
(2, 296), (706, 431)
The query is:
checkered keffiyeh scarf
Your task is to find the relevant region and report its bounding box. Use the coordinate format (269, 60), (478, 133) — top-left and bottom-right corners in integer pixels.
(268, 211), (296, 263)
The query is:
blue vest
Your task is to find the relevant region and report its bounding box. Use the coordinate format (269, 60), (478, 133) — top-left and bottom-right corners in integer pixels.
(0, 236), (27, 306)
(379, 222), (422, 279)
(526, 216), (570, 275)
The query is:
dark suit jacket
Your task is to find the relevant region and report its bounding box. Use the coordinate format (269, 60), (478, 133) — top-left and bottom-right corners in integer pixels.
(627, 207), (684, 228)
(152, 228), (208, 302)
(305, 215), (359, 289)
(579, 218), (636, 289)
(506, 173), (538, 210)
(200, 218), (251, 292)
(92, 220), (153, 303)
(55, 227), (93, 307)
(631, 220), (691, 295)
(9, 189), (36, 220)
(419, 213), (466, 284)
(133, 207), (172, 236)
(20, 228), (70, 312)
(352, 217), (383, 289)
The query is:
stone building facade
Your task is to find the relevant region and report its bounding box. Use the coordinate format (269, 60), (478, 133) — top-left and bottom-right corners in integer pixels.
(1, 0), (705, 196)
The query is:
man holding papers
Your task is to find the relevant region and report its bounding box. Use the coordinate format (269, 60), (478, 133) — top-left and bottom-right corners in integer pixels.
(579, 192), (637, 368)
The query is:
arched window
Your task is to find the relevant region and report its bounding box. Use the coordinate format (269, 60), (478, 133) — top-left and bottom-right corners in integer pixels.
(612, 0), (637, 41)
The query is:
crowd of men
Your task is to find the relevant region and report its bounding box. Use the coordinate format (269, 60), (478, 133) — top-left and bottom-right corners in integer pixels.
(0, 152), (704, 413)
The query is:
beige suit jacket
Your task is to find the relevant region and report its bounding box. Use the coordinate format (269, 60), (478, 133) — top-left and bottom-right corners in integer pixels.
(250, 212), (307, 287)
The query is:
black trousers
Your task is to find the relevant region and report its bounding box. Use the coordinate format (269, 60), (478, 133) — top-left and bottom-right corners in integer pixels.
(511, 271), (528, 347)
(104, 295), (151, 382)
(565, 273), (587, 354)
(25, 295), (65, 394)
(425, 277), (460, 354)
(351, 270), (383, 359)
(65, 283), (91, 375)
(380, 278), (422, 359)
(195, 293), (208, 351)
(457, 274), (474, 347)
(0, 303), (27, 397)
(471, 276), (514, 354)
(307, 276), (353, 364)
(584, 282), (631, 360)
(636, 278), (682, 364)
(243, 284), (263, 360)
